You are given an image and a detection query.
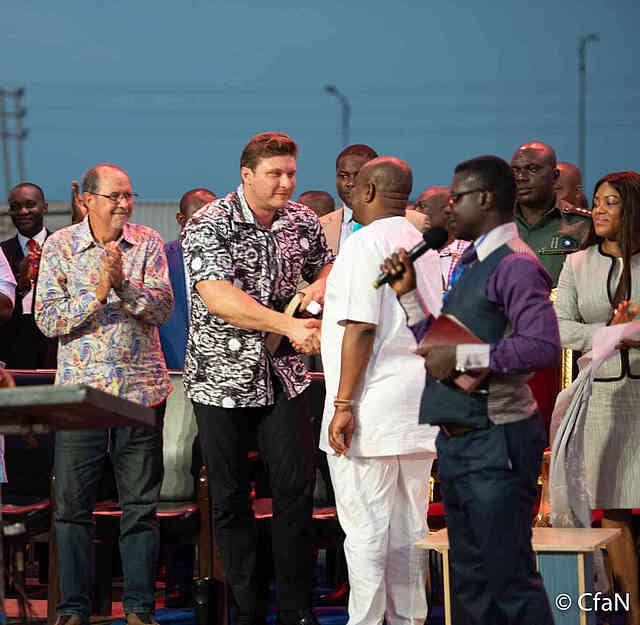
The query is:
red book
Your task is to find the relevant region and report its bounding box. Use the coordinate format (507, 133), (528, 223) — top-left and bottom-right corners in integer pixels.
(419, 314), (489, 393)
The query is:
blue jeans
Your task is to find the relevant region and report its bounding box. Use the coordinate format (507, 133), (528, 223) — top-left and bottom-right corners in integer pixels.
(54, 404), (164, 619)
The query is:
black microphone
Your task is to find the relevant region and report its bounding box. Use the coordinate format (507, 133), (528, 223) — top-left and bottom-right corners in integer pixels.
(373, 226), (448, 289)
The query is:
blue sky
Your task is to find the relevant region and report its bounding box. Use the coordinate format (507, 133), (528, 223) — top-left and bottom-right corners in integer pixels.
(2, 0), (638, 202)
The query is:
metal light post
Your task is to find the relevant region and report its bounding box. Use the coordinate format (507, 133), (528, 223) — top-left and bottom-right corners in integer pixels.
(12, 88), (26, 183)
(325, 85), (351, 148)
(578, 33), (599, 182)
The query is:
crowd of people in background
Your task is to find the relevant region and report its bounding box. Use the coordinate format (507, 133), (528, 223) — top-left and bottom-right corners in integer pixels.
(0, 131), (639, 625)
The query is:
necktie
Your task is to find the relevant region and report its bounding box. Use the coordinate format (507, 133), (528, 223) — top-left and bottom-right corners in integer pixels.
(443, 236), (484, 304)
(27, 239), (39, 283)
(458, 244), (478, 267)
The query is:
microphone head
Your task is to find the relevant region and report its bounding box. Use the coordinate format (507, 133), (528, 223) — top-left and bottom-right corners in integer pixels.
(421, 226), (449, 250)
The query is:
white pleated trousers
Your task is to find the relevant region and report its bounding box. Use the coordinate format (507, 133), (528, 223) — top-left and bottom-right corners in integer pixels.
(327, 452), (434, 625)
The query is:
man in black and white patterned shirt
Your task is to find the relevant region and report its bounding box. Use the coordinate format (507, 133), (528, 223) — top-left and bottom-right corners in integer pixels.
(182, 132), (334, 625)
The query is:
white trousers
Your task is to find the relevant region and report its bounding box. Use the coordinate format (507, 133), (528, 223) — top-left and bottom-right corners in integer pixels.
(327, 452), (435, 625)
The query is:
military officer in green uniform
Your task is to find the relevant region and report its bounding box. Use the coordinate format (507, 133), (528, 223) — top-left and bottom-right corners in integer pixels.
(510, 141), (591, 285)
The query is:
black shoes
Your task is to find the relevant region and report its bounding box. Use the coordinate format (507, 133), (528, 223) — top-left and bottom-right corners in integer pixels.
(274, 608), (321, 625)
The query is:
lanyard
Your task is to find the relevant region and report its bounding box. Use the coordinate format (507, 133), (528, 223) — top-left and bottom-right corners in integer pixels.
(442, 233), (488, 305)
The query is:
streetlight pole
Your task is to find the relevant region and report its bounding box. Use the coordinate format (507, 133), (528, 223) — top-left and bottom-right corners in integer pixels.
(325, 85), (351, 148)
(578, 33), (599, 182)
(12, 88), (26, 182)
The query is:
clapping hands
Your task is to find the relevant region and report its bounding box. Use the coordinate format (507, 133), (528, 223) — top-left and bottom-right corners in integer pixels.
(611, 300), (640, 349)
(96, 242), (124, 303)
(17, 241), (42, 292)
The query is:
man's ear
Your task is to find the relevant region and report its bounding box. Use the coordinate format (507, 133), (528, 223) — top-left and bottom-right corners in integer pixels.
(240, 166), (253, 186)
(480, 189), (492, 210)
(176, 212), (185, 228)
(82, 192), (93, 212)
(42, 202), (49, 215)
(364, 182), (375, 203)
(552, 167), (560, 181)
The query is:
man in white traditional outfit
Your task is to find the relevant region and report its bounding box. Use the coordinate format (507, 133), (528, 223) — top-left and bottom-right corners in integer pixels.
(320, 156), (442, 625)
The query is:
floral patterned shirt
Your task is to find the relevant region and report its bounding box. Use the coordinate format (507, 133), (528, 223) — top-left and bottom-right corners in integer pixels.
(34, 217), (173, 406)
(440, 238), (472, 290)
(181, 185), (334, 408)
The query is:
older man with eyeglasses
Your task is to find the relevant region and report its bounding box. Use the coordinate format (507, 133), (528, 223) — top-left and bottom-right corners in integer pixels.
(35, 163), (173, 625)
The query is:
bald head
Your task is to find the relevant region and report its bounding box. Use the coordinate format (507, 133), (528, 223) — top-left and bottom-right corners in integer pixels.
(357, 157), (413, 196)
(418, 186), (449, 202)
(297, 190), (335, 218)
(351, 157), (413, 226)
(82, 163), (129, 195)
(415, 186), (450, 230)
(512, 141), (557, 168)
(178, 188), (216, 230)
(555, 162), (583, 205)
(510, 141), (559, 209)
(180, 188), (216, 217)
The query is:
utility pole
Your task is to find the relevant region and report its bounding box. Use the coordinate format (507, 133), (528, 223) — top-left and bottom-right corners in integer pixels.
(578, 34), (599, 182)
(0, 90), (10, 197)
(0, 87), (28, 196)
(11, 88), (26, 182)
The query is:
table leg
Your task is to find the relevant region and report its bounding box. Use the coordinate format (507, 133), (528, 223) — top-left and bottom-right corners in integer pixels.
(441, 550), (452, 625)
(0, 487), (5, 624)
(578, 553), (586, 625)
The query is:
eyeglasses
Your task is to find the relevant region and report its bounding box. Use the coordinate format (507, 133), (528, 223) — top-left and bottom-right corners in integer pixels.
(448, 188), (487, 206)
(88, 191), (138, 203)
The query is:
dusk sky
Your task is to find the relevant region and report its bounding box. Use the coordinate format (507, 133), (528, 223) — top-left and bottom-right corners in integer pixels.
(2, 0), (638, 204)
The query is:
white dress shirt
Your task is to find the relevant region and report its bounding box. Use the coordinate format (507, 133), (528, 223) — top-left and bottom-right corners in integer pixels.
(339, 203), (356, 252)
(0, 247), (16, 308)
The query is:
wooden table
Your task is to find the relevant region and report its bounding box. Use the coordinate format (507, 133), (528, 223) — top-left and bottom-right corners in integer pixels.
(415, 527), (621, 625)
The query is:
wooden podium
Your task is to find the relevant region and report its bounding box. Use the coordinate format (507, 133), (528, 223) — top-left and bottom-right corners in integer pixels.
(0, 384), (156, 434)
(0, 383), (157, 622)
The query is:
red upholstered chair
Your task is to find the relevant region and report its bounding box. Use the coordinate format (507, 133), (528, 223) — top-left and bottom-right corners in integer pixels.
(2, 498), (52, 620)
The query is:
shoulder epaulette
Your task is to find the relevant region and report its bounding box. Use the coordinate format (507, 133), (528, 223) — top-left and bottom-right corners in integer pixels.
(560, 201), (591, 218)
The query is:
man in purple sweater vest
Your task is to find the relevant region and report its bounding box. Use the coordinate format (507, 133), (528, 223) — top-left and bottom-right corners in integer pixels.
(381, 155), (559, 625)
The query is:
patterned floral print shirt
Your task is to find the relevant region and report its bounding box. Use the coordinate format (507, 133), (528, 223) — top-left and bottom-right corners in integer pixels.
(181, 185), (334, 408)
(440, 238), (472, 290)
(35, 218), (173, 407)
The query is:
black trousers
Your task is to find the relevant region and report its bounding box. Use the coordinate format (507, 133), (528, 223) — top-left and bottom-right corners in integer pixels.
(193, 386), (315, 616)
(436, 415), (554, 625)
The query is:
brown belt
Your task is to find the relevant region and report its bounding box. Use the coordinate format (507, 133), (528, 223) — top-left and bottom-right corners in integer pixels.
(439, 424), (478, 438)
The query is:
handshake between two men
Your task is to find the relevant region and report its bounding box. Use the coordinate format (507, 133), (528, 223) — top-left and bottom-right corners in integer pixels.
(287, 281), (325, 355)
